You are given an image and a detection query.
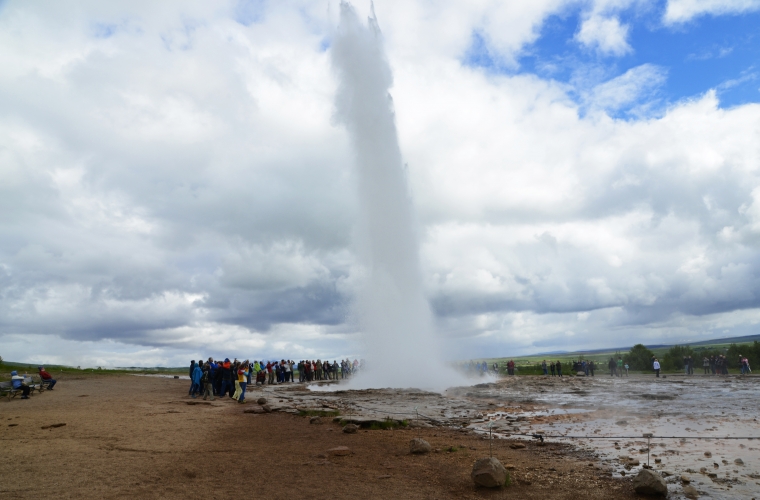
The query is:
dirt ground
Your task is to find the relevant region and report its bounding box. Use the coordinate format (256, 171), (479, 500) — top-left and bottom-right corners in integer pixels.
(0, 374), (638, 499)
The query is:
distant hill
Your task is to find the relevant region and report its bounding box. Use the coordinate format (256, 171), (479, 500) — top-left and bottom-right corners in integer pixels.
(530, 333), (760, 357)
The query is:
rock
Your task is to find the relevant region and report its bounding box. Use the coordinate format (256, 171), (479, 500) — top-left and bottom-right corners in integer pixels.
(471, 457), (509, 488)
(654, 458), (662, 464)
(343, 424), (359, 434)
(505, 464), (516, 470)
(703, 451), (712, 458)
(257, 397), (267, 405)
(632, 469), (667, 496)
(262, 404), (272, 413)
(734, 458), (744, 466)
(410, 438), (432, 454)
(327, 446), (351, 456)
(680, 474), (691, 483)
(628, 459), (640, 466)
(576, 371), (586, 376)
(683, 485), (699, 499)
(310, 416), (322, 424)
(509, 442), (526, 449)
(40, 423), (66, 429)
(244, 407), (264, 414)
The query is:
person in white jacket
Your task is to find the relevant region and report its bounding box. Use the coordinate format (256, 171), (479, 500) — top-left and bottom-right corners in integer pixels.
(653, 359), (661, 378)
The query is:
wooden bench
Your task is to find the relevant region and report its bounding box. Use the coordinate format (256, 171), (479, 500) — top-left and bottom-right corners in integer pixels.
(0, 380), (29, 400)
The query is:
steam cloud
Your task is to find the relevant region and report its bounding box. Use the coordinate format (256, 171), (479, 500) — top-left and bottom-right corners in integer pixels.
(330, 2), (466, 390)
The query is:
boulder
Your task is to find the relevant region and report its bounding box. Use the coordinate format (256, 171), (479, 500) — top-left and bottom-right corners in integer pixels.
(244, 407), (264, 414)
(327, 446), (351, 456)
(410, 438), (432, 454)
(509, 443), (526, 449)
(680, 474), (691, 483)
(257, 397), (267, 405)
(471, 457), (508, 488)
(262, 404), (272, 413)
(632, 469), (667, 496)
(343, 424), (359, 434)
(683, 485), (699, 499)
(734, 458), (744, 465)
(310, 416), (322, 424)
(576, 371), (586, 376)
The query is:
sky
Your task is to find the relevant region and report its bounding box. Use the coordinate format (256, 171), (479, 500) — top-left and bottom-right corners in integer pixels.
(1, 0), (759, 368)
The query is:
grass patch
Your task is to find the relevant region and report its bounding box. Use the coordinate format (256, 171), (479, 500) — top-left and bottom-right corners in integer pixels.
(298, 410), (340, 418)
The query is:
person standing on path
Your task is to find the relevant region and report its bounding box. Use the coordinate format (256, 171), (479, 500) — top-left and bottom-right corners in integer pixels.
(542, 360), (548, 375)
(550, 362), (555, 376)
(556, 360), (562, 377)
(653, 358), (661, 378)
(589, 360), (595, 377)
(616, 357), (623, 377)
(190, 362), (203, 398)
(188, 360), (196, 395)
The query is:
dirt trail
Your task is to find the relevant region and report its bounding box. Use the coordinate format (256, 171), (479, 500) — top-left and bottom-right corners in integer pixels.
(0, 374), (638, 499)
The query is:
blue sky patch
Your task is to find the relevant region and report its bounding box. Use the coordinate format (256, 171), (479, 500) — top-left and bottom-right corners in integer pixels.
(464, 4), (760, 113)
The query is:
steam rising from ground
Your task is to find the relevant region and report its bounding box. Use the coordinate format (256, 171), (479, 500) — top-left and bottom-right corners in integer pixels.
(330, 3), (466, 391)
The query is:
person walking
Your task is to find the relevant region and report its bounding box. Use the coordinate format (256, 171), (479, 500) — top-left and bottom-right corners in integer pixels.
(653, 358), (661, 378)
(616, 357), (623, 378)
(589, 360), (595, 377)
(188, 360), (196, 395)
(556, 360), (562, 377)
(190, 362), (203, 398)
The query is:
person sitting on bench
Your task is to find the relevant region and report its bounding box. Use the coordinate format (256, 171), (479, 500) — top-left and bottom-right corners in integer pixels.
(38, 366), (56, 390)
(11, 371), (31, 399)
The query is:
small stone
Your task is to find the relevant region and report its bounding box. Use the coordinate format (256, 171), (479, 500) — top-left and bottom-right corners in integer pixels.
(654, 458), (662, 464)
(409, 438), (432, 454)
(628, 459), (640, 466)
(262, 404), (272, 413)
(632, 468), (667, 496)
(704, 451), (712, 458)
(509, 442), (526, 449)
(734, 458), (744, 466)
(683, 485), (699, 499)
(471, 457), (508, 488)
(343, 424), (359, 434)
(681, 474), (691, 483)
(327, 446), (351, 456)
(310, 416), (322, 424)
(257, 397), (267, 405)
(505, 464), (516, 470)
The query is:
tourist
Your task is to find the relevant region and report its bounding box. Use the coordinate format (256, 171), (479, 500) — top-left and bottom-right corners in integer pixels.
(237, 361), (249, 403)
(616, 357), (623, 377)
(188, 360), (196, 395)
(38, 366), (57, 390)
(703, 357), (709, 374)
(220, 358), (233, 397)
(653, 358), (660, 378)
(556, 360), (562, 377)
(550, 361), (555, 376)
(201, 363), (214, 401)
(623, 363), (629, 377)
(589, 360), (595, 377)
(608, 357), (616, 377)
(190, 362), (202, 398)
(10, 371), (31, 399)
(541, 360), (547, 376)
(507, 359), (515, 376)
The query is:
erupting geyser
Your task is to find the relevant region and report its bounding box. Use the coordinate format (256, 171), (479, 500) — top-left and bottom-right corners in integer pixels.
(331, 2), (464, 390)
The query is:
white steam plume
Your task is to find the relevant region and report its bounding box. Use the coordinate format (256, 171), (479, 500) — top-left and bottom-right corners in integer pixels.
(330, 2), (466, 390)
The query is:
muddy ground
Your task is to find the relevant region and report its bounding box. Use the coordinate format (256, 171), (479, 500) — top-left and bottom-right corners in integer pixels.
(0, 374), (638, 499)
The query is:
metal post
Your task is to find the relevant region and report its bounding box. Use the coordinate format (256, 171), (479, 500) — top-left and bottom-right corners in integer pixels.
(489, 421), (493, 458)
(643, 433), (653, 467)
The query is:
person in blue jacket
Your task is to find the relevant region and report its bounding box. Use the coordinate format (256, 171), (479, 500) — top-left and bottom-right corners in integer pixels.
(11, 371), (31, 399)
(190, 363), (203, 398)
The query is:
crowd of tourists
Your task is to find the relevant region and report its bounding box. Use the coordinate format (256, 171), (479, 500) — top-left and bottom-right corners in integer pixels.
(187, 358), (362, 402)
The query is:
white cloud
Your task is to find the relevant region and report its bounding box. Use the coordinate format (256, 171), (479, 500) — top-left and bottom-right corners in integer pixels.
(1, 1), (760, 365)
(576, 15), (633, 56)
(664, 0), (760, 23)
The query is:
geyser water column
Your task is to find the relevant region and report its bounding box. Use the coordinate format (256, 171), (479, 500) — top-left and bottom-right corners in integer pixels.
(331, 3), (463, 390)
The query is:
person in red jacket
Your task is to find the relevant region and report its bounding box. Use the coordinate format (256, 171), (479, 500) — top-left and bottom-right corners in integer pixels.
(38, 366), (57, 390)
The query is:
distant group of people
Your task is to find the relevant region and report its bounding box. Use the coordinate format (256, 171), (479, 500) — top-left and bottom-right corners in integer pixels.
(540, 360), (563, 377)
(10, 366), (56, 399)
(608, 357), (629, 377)
(187, 357), (363, 402)
(298, 359), (360, 382)
(464, 360), (495, 375)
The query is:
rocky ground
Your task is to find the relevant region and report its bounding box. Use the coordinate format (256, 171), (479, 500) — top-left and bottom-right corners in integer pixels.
(0, 374), (639, 499)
